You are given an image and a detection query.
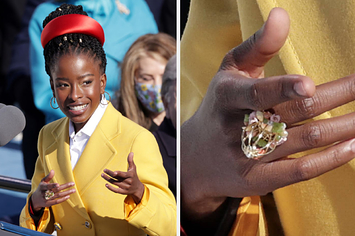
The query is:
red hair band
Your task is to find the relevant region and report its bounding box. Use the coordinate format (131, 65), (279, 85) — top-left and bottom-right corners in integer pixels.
(41, 14), (105, 48)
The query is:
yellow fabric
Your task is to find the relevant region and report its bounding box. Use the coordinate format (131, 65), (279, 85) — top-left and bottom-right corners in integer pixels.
(21, 204), (51, 232)
(181, 0), (355, 235)
(124, 185), (149, 220)
(20, 103), (176, 236)
(228, 196), (267, 236)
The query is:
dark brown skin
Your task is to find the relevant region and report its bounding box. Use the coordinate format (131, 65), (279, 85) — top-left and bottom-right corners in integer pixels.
(32, 170), (75, 212)
(101, 152), (145, 204)
(181, 8), (355, 235)
(32, 53), (144, 211)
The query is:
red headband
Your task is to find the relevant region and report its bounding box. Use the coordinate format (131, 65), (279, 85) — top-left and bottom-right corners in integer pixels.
(41, 14), (105, 48)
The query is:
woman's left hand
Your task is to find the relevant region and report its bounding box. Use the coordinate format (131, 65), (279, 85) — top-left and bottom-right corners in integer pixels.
(101, 152), (145, 204)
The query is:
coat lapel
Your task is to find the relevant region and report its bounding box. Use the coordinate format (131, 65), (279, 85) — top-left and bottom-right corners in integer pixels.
(73, 103), (121, 195)
(44, 118), (89, 220)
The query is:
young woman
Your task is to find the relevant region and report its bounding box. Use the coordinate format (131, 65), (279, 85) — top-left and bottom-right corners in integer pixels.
(114, 33), (176, 132)
(19, 4), (176, 236)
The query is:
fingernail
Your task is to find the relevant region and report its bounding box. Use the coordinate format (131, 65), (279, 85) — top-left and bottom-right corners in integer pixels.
(294, 82), (307, 96)
(350, 139), (355, 153)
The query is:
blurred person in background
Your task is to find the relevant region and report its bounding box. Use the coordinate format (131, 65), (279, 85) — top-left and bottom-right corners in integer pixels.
(153, 55), (176, 197)
(6, 0), (47, 181)
(113, 33), (176, 132)
(144, 0), (176, 38)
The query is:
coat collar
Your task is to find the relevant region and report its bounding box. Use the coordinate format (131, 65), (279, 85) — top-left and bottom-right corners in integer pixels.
(44, 103), (121, 218)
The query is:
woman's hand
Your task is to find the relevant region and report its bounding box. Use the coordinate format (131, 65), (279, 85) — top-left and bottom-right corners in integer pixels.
(181, 7), (355, 230)
(31, 170), (76, 212)
(102, 152), (145, 204)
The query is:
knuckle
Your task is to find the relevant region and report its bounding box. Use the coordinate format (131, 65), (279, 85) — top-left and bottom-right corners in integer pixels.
(301, 123), (323, 148)
(214, 75), (233, 99)
(292, 159), (315, 182)
(326, 148), (344, 167)
(236, 35), (256, 63)
(248, 83), (264, 110)
(345, 76), (355, 98)
(293, 97), (318, 119)
(279, 80), (293, 100)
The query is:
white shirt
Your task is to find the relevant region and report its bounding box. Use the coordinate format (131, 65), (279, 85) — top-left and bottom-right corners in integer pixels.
(69, 99), (108, 169)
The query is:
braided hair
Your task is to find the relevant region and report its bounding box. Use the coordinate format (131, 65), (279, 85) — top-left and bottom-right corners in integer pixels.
(43, 4), (107, 77)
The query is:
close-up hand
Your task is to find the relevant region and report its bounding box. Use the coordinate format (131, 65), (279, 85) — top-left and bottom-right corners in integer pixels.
(102, 152), (145, 204)
(31, 170), (76, 212)
(181, 7), (355, 224)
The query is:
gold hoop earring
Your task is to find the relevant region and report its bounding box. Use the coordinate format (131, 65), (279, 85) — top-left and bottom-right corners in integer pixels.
(101, 91), (111, 105)
(50, 97), (59, 109)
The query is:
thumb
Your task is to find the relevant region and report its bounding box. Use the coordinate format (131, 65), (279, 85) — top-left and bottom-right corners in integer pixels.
(127, 152), (135, 171)
(220, 7), (290, 77)
(42, 169), (55, 183)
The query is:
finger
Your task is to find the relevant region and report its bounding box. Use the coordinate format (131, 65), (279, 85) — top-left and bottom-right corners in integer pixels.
(127, 152), (135, 171)
(47, 188), (76, 202)
(114, 182), (131, 190)
(264, 112), (355, 160)
(53, 188), (76, 199)
(52, 182), (75, 193)
(103, 169), (128, 179)
(41, 183), (59, 191)
(46, 195), (71, 206)
(220, 7), (289, 76)
(275, 73), (355, 124)
(101, 172), (126, 183)
(41, 170), (55, 183)
(105, 183), (129, 195)
(253, 138), (355, 195)
(214, 73), (315, 112)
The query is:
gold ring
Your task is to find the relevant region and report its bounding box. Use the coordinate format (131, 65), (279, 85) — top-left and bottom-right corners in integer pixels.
(241, 110), (288, 159)
(45, 190), (55, 200)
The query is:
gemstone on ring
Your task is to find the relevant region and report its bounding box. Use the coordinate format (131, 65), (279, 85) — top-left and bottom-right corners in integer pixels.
(45, 190), (55, 200)
(241, 110), (288, 159)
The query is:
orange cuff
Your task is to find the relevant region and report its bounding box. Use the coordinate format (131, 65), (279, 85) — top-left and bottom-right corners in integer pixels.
(124, 185), (150, 221)
(228, 196), (261, 236)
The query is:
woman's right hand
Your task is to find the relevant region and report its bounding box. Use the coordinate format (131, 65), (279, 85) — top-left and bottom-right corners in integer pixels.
(181, 7), (355, 233)
(31, 170), (76, 212)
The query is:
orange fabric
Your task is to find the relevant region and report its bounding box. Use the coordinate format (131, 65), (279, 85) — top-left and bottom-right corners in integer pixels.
(124, 185), (149, 221)
(228, 196), (261, 236)
(21, 198), (51, 232)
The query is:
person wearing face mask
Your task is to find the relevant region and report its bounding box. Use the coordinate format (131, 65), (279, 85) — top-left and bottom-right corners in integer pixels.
(113, 33), (176, 132)
(153, 55), (176, 197)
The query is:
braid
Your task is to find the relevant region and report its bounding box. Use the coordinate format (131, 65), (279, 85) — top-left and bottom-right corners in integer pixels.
(43, 3), (107, 77)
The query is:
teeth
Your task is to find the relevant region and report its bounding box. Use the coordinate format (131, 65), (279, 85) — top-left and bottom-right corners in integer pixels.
(69, 104), (87, 111)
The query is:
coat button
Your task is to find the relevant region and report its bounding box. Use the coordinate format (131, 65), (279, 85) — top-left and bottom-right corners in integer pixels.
(54, 222), (62, 231)
(84, 221), (92, 229)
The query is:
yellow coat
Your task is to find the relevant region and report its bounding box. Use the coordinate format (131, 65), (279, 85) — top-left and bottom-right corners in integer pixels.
(20, 103), (176, 236)
(182, 0), (355, 235)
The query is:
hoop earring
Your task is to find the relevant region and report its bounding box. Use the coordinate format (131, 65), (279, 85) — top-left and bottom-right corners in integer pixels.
(101, 91), (111, 105)
(50, 97), (59, 109)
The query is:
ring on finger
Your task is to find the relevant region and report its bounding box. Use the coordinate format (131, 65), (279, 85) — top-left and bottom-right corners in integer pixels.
(45, 189), (55, 200)
(241, 110), (288, 159)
